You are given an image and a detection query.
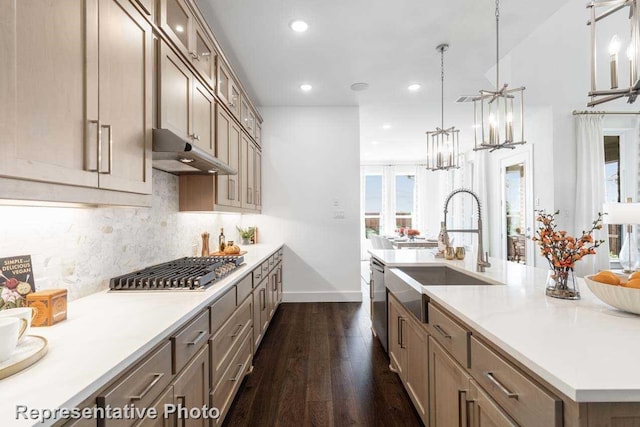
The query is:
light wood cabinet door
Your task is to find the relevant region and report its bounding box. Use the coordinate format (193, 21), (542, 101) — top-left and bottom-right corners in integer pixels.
(133, 386), (174, 427)
(240, 136), (256, 209)
(275, 263), (283, 305)
(173, 344), (210, 427)
(469, 380), (517, 427)
(0, 0), (98, 188)
(159, 42), (192, 140)
(159, 0), (193, 59)
(255, 148), (262, 211)
(229, 80), (241, 119)
(215, 106), (241, 208)
(252, 278), (269, 353)
(191, 81), (215, 156)
(255, 122), (262, 147)
(388, 294), (407, 379)
(429, 336), (471, 427)
(97, 0), (152, 194)
(405, 317), (429, 425)
(268, 268), (278, 318)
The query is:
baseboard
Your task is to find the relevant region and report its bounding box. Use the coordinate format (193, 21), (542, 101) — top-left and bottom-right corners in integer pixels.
(282, 291), (363, 303)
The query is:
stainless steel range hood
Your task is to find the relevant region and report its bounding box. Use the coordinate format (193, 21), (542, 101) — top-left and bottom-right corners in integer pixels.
(152, 128), (237, 175)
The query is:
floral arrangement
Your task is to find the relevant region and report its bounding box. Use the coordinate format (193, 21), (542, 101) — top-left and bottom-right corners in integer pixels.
(407, 229), (420, 237)
(236, 226), (255, 240)
(532, 210), (605, 270)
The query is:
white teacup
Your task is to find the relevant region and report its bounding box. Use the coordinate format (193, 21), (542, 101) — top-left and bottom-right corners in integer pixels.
(0, 308), (36, 341)
(0, 318), (26, 363)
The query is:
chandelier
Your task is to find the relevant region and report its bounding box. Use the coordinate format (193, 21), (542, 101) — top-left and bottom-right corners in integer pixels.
(587, 0), (640, 107)
(426, 44), (460, 171)
(473, 0), (526, 152)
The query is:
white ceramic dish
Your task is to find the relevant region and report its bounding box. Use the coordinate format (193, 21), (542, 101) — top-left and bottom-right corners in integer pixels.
(584, 274), (640, 315)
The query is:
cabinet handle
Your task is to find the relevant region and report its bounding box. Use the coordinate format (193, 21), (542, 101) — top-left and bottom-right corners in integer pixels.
(189, 133), (200, 141)
(189, 50), (199, 60)
(99, 124), (113, 175)
(272, 276), (277, 292)
(129, 373), (164, 401)
(86, 120), (100, 172)
(228, 178), (235, 201)
(230, 363), (245, 382)
(485, 372), (519, 399)
(458, 389), (469, 427)
(186, 330), (207, 346)
(261, 288), (266, 310)
(230, 324), (243, 338)
(466, 399), (476, 427)
(434, 324), (452, 339)
(248, 187), (253, 204)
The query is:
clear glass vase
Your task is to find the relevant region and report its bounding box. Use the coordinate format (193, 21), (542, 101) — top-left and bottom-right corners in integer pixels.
(546, 267), (580, 300)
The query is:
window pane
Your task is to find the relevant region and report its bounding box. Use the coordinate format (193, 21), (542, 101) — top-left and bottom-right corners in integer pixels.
(395, 175), (414, 216)
(604, 136), (621, 258)
(365, 218), (380, 237)
(365, 175), (382, 215)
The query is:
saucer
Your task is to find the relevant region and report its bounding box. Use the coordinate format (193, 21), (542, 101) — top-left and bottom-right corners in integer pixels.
(0, 335), (48, 380)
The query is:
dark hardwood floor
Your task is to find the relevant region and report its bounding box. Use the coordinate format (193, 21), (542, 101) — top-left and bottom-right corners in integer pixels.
(223, 302), (423, 427)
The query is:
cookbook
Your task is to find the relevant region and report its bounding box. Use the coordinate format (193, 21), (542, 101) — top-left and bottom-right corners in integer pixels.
(0, 255), (36, 310)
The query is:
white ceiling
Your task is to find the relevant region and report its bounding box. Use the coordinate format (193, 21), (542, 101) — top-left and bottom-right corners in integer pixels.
(196, 0), (574, 163)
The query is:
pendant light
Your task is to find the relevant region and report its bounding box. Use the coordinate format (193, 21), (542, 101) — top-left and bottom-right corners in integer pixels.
(586, 0), (640, 107)
(426, 44), (460, 171)
(473, 0), (526, 152)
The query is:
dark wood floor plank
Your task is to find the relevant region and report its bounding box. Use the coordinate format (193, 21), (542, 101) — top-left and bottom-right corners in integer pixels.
(223, 302), (423, 427)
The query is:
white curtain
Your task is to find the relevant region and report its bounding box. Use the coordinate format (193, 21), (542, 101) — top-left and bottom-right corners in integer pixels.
(414, 165), (429, 236)
(473, 150), (490, 252)
(574, 114), (609, 276)
(381, 165), (396, 235)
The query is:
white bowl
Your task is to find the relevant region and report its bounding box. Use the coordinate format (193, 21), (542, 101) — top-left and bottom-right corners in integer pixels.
(584, 274), (640, 315)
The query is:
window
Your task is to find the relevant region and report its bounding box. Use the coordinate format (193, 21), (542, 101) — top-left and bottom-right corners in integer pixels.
(604, 135), (622, 260)
(364, 175), (382, 237)
(395, 175), (415, 229)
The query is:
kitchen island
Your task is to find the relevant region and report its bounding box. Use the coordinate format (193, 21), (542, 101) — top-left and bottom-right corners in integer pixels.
(0, 243), (284, 427)
(370, 248), (640, 426)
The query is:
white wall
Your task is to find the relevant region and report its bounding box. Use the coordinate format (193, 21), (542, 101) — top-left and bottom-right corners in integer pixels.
(0, 171), (245, 300)
(253, 107), (361, 302)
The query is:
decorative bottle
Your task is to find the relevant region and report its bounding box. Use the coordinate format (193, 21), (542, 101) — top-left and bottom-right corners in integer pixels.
(218, 228), (226, 252)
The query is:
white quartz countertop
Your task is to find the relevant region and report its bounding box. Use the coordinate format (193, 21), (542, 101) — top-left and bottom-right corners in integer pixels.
(370, 249), (640, 403)
(0, 243), (283, 427)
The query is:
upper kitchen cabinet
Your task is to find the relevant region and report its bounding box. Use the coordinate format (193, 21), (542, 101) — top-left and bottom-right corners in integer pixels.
(159, 0), (217, 90)
(159, 42), (215, 157)
(240, 98), (255, 135)
(216, 107), (242, 209)
(254, 121), (262, 147)
(217, 61), (241, 120)
(0, 0), (152, 203)
(241, 135), (256, 211)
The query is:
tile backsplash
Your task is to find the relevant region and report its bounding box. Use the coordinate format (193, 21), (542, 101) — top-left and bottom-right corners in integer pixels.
(0, 171), (247, 300)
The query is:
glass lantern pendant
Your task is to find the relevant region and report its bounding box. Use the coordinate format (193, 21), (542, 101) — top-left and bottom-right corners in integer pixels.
(426, 44), (460, 171)
(473, 0), (526, 152)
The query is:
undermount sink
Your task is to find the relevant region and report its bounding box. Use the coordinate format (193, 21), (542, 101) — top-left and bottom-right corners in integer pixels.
(397, 266), (496, 287)
(387, 266), (498, 323)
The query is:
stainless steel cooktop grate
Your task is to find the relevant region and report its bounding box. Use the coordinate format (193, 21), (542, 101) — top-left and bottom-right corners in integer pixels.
(109, 256), (245, 291)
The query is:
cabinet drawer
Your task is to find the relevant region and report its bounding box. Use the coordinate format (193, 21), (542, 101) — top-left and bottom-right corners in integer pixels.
(236, 274), (252, 305)
(470, 336), (562, 427)
(261, 261), (269, 278)
(210, 295), (252, 389)
(252, 265), (263, 286)
(98, 341), (172, 427)
(268, 255), (275, 270)
(210, 331), (252, 425)
(172, 310), (210, 374)
(428, 303), (470, 368)
(211, 286), (236, 332)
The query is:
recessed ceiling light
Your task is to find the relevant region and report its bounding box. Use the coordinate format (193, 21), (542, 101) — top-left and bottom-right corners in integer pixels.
(371, 141), (380, 145)
(208, 169), (217, 174)
(290, 20), (309, 32)
(175, 25), (184, 33)
(300, 84), (312, 92)
(350, 82), (369, 92)
(408, 84), (421, 92)
(179, 158), (194, 163)
(382, 124), (392, 130)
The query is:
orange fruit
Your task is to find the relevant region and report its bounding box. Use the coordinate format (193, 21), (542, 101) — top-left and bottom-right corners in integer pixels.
(629, 272), (640, 281)
(624, 279), (640, 289)
(593, 272), (621, 286)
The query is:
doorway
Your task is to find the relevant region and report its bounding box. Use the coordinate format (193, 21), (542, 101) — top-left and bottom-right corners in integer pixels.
(500, 149), (534, 265)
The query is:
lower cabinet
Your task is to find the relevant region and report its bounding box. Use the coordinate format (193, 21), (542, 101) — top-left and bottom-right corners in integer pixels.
(133, 387), (174, 427)
(388, 293), (429, 425)
(252, 277), (269, 353)
(469, 380), (517, 427)
(172, 345), (209, 427)
(429, 336), (471, 427)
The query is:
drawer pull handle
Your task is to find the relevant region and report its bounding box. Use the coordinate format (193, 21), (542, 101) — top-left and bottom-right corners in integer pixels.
(129, 373), (164, 402)
(230, 324), (243, 338)
(458, 389), (469, 427)
(230, 363), (245, 382)
(485, 372), (519, 399)
(434, 324), (452, 339)
(186, 330), (207, 346)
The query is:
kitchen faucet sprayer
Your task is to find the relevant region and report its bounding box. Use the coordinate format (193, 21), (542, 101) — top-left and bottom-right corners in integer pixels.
(442, 188), (491, 272)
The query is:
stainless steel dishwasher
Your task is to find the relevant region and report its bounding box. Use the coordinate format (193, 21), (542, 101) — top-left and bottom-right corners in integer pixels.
(370, 257), (388, 352)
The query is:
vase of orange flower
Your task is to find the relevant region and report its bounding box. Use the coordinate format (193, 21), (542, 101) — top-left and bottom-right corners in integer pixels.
(532, 210), (605, 300)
